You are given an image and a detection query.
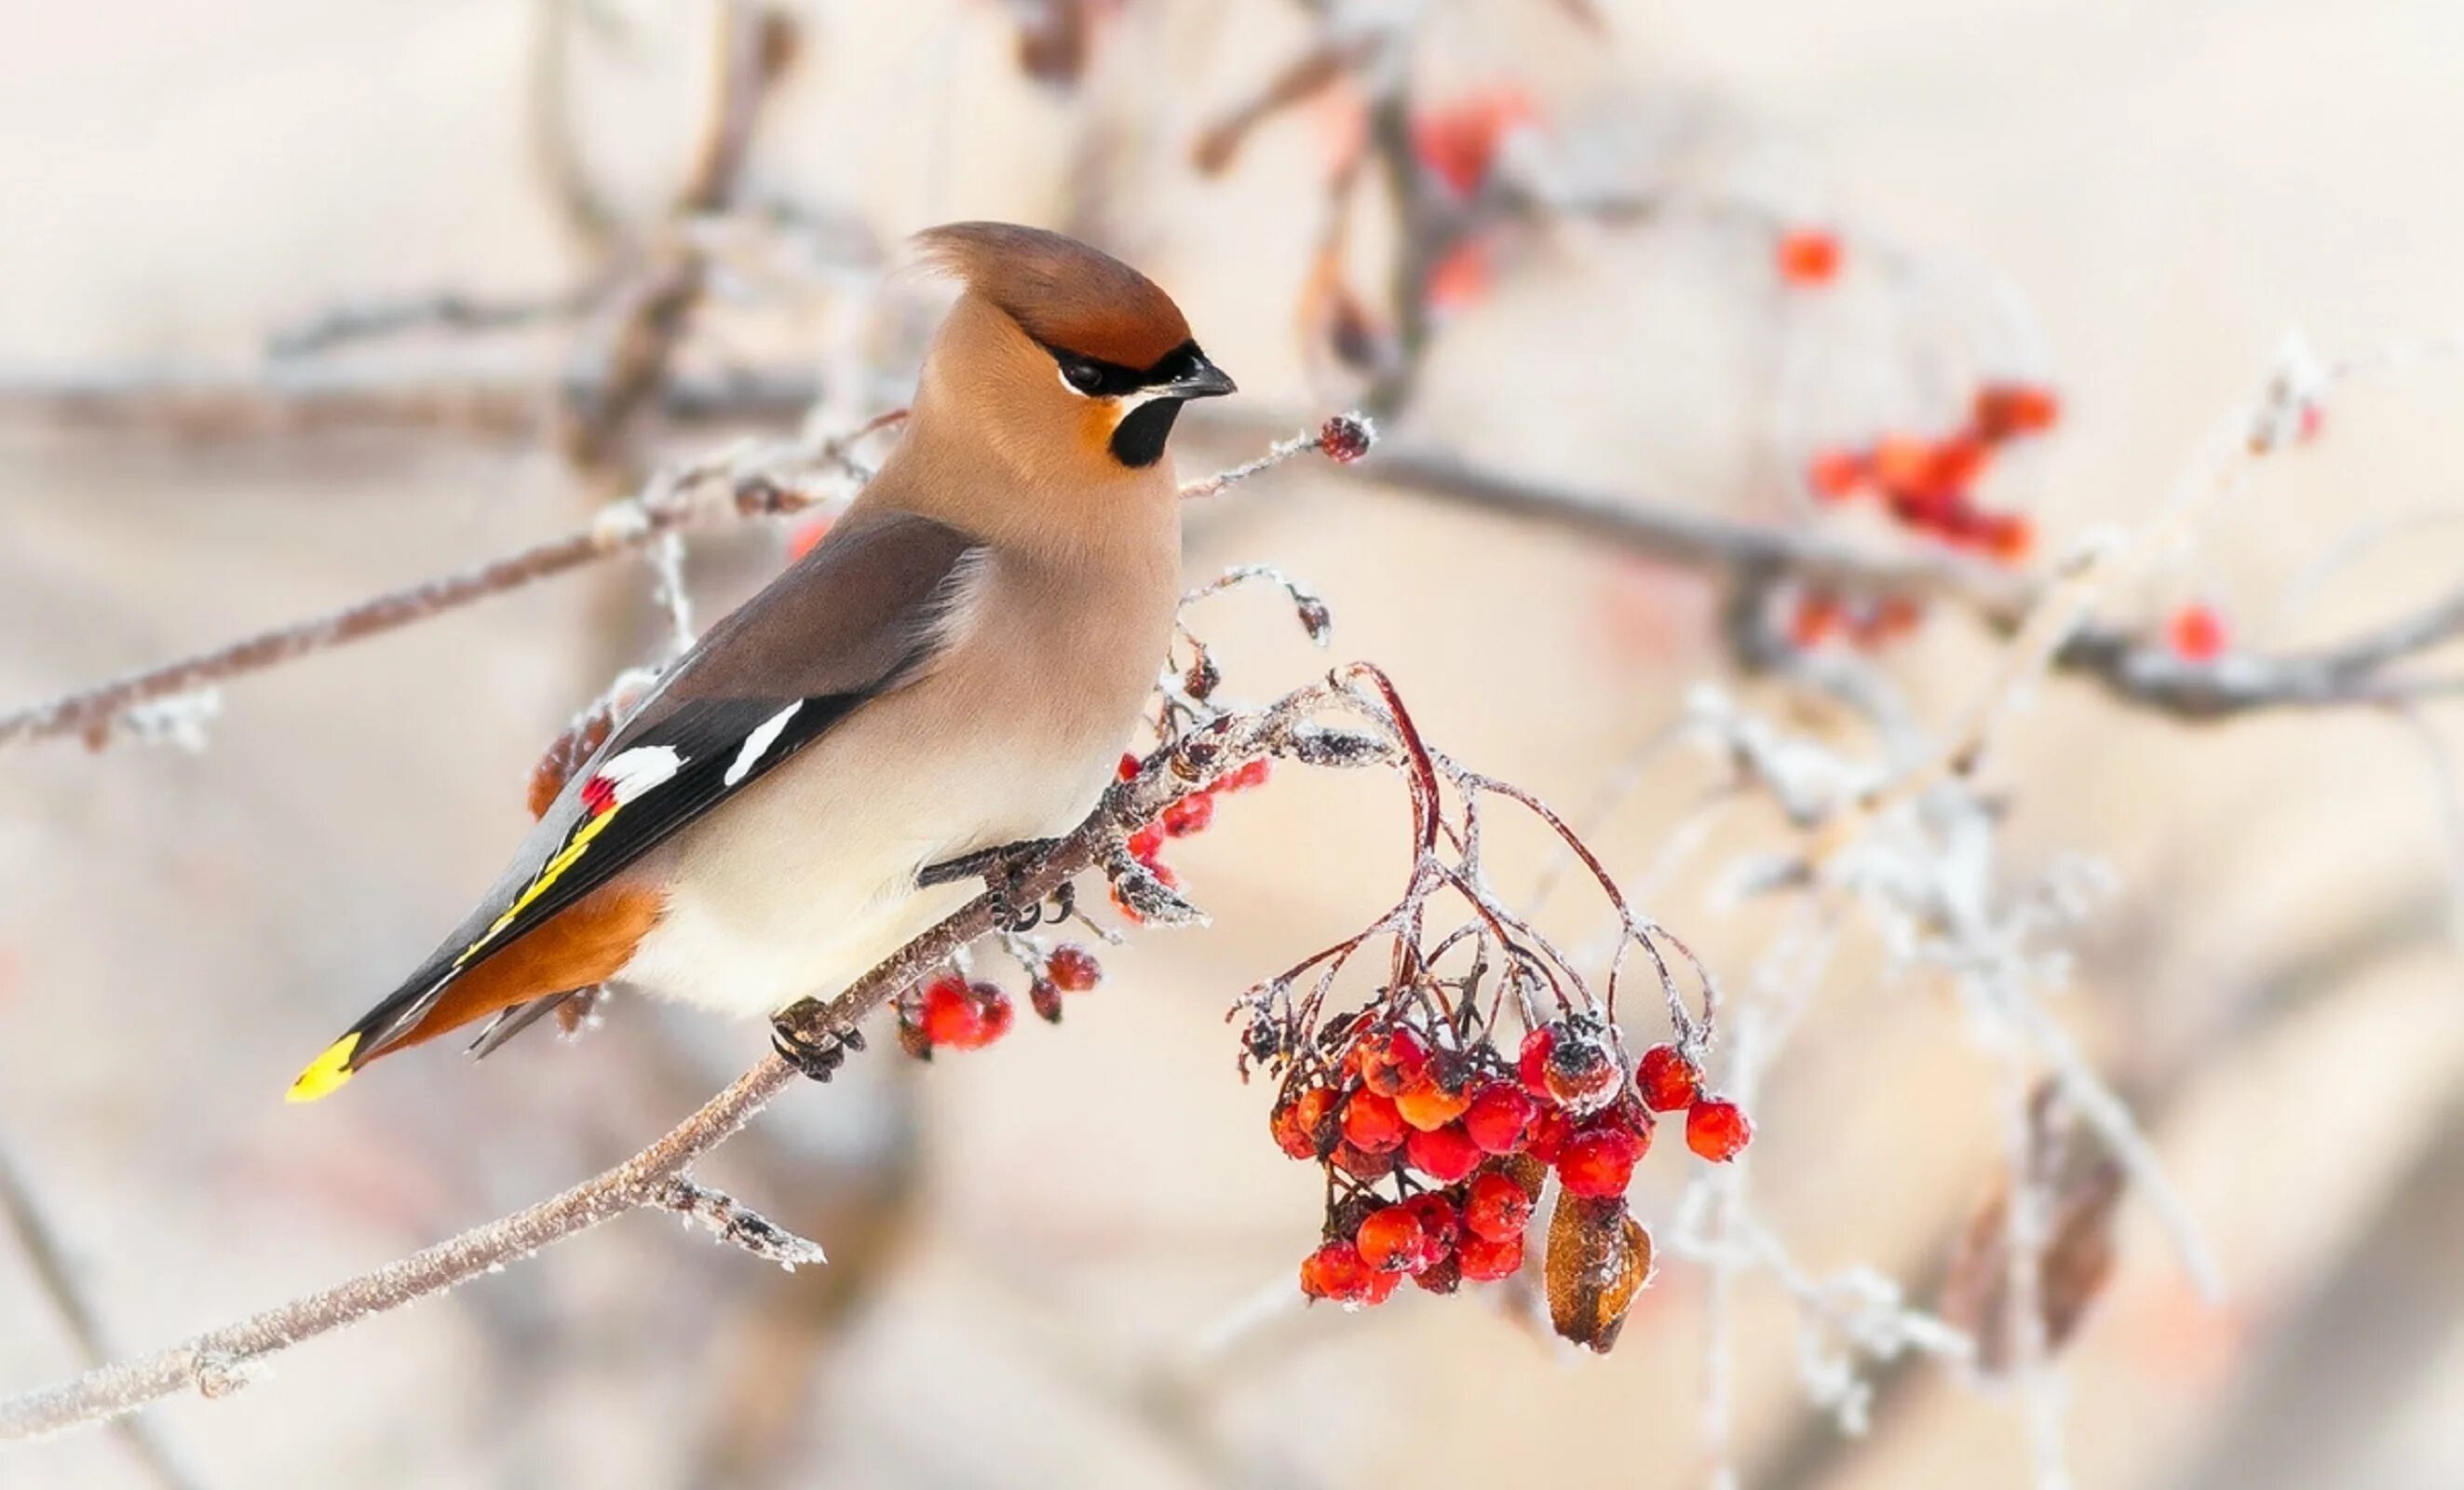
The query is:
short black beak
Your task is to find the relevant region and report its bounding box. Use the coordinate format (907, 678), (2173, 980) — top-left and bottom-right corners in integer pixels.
(1160, 356), (1237, 401)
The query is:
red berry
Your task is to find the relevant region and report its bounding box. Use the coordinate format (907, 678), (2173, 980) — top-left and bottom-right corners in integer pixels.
(1355, 1204), (1427, 1273)
(1358, 1026), (1430, 1097)
(786, 514), (833, 562)
(1394, 1074), (1473, 1131)
(920, 976), (980, 1048)
(1225, 758), (1274, 792)
(1117, 752), (1141, 781)
(1635, 1045), (1700, 1112)
(1979, 512), (2036, 566)
(1686, 1098), (1753, 1162)
(1462, 1082), (1537, 1155)
(1556, 1128), (1641, 1199)
(1517, 1024), (1558, 1102)
(1776, 228), (1842, 286)
(1456, 1230), (1524, 1282)
(1126, 824), (1165, 863)
(1358, 1268), (1402, 1306)
(1806, 449), (1866, 502)
(2168, 603), (2227, 662)
(1871, 434), (1931, 494)
(1410, 88), (1537, 199)
(1273, 1088), (1335, 1160)
(1790, 590), (1844, 649)
(1342, 1090), (1408, 1154)
(964, 982), (1013, 1048)
(1406, 1122), (1483, 1184)
(1463, 1172), (1534, 1241)
(1973, 382), (2061, 440)
(1045, 943), (1103, 994)
(1028, 976), (1063, 1024)
(1300, 1240), (1371, 1301)
(1525, 1107), (1573, 1164)
(1403, 1193), (1460, 1268)
(1161, 792), (1214, 837)
(1925, 434), (1989, 494)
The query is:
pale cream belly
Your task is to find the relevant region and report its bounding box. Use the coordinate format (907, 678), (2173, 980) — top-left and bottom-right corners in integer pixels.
(607, 677), (1125, 1017)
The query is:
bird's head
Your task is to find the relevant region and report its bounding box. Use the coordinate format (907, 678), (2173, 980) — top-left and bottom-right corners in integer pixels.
(907, 223), (1235, 484)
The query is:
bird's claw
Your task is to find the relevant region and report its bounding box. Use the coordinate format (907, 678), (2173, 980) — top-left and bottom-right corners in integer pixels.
(921, 837), (1072, 932)
(772, 1000), (866, 1083)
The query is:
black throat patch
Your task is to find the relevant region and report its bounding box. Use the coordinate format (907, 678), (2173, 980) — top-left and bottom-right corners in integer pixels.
(1109, 399), (1183, 468)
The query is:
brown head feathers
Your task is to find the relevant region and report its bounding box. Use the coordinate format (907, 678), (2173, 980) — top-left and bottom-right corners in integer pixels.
(913, 222), (1193, 372)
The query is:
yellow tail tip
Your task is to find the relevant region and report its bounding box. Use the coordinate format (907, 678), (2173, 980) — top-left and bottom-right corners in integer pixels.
(286, 1034), (360, 1104)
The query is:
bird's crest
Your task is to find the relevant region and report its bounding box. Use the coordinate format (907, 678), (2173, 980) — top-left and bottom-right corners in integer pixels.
(910, 222), (1193, 372)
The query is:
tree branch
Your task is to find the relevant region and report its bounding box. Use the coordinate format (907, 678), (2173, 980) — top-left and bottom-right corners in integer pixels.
(1350, 438), (2464, 720)
(0, 684), (1332, 1443)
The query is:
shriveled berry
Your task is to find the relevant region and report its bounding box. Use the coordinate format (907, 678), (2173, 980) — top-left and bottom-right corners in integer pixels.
(1273, 1088), (1336, 1160)
(1462, 1082), (1537, 1155)
(1300, 1240), (1370, 1301)
(1518, 1024), (1559, 1102)
(1686, 1098), (1753, 1162)
(896, 1009), (933, 1062)
(1355, 1205), (1428, 1273)
(1358, 1026), (1430, 1097)
(1394, 1074), (1473, 1131)
(1332, 1140), (1397, 1182)
(1464, 1171), (1534, 1241)
(1403, 1192), (1460, 1268)
(1161, 792), (1214, 837)
(1412, 1253), (1463, 1294)
(1543, 1034), (1621, 1116)
(1342, 1090), (1408, 1154)
(1029, 976), (1063, 1024)
(1635, 1045), (1700, 1112)
(1406, 1122), (1483, 1184)
(1776, 227), (1842, 286)
(1973, 382), (2061, 440)
(1457, 1230), (1525, 1282)
(1557, 1128), (1642, 1199)
(1045, 943), (1103, 994)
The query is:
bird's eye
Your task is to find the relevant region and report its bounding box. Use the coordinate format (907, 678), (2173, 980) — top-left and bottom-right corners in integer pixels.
(1062, 359), (1103, 395)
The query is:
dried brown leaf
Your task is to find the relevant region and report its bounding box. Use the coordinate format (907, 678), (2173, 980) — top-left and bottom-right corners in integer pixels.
(1545, 1193), (1653, 1352)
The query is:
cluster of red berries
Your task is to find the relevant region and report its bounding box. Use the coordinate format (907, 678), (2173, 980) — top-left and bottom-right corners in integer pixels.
(897, 943), (1104, 1057)
(1111, 752), (1273, 923)
(1787, 382), (2061, 650)
(1276, 1012), (1751, 1312)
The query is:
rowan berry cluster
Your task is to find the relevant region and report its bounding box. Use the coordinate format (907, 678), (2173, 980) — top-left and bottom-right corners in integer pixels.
(1788, 381), (2061, 649)
(1270, 1008), (1750, 1316)
(1110, 751), (1272, 923)
(896, 942), (1105, 1057)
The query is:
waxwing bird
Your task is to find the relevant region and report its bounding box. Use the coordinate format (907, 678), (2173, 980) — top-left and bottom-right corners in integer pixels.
(289, 222), (1234, 1101)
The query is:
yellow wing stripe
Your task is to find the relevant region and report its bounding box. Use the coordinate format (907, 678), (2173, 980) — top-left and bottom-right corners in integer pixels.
(453, 805), (625, 968)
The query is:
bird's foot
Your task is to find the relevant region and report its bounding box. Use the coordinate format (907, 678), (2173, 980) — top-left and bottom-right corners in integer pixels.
(771, 1000), (867, 1083)
(921, 837), (1071, 932)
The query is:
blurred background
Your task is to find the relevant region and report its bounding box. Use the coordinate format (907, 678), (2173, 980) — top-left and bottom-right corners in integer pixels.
(7, 2), (2464, 1486)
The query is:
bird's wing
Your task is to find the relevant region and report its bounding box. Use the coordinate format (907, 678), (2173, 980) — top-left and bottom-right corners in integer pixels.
(289, 510), (985, 1099)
